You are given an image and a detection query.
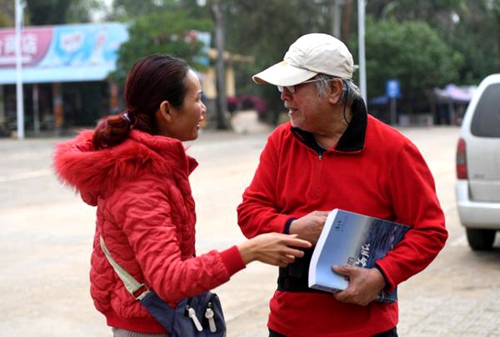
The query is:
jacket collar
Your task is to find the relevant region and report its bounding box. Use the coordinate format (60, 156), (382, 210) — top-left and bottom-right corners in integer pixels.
(291, 97), (367, 153)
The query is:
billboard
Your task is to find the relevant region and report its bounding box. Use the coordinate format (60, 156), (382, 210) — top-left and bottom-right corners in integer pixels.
(0, 22), (129, 84)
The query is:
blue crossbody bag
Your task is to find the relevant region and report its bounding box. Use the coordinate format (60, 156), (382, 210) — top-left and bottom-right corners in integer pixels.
(100, 236), (227, 337)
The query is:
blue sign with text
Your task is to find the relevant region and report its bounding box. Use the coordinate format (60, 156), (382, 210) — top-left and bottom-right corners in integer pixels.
(386, 80), (401, 99)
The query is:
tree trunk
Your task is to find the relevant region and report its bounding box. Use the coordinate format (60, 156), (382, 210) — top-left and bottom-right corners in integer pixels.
(342, 0), (352, 41)
(211, 2), (228, 130)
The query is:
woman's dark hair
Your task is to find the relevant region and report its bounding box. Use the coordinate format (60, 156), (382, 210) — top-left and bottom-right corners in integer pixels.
(93, 54), (189, 150)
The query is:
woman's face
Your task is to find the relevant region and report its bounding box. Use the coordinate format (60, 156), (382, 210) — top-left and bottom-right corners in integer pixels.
(162, 69), (206, 141)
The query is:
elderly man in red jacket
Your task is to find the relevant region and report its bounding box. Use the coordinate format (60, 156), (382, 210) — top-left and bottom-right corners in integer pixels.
(237, 33), (448, 337)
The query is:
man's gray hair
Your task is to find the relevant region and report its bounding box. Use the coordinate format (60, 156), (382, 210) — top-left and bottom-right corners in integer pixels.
(314, 74), (360, 105)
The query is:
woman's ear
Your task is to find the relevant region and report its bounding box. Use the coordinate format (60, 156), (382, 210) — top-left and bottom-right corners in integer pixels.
(155, 100), (173, 135)
(158, 100), (172, 122)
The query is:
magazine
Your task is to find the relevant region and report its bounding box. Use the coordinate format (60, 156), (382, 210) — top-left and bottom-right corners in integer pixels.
(308, 209), (411, 303)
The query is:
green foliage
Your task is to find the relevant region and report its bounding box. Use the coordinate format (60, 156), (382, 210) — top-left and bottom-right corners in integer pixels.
(372, 0), (467, 20)
(66, 0), (104, 23)
(25, 0), (70, 25)
(449, 0), (500, 84)
(109, 0), (211, 22)
(0, 13), (12, 28)
(221, 0), (333, 120)
(364, 0), (500, 86)
(357, 17), (463, 101)
(111, 0), (173, 21)
(111, 9), (213, 86)
(0, 0), (15, 28)
(12, 0), (500, 120)
(25, 0), (100, 25)
(105, 0), (500, 120)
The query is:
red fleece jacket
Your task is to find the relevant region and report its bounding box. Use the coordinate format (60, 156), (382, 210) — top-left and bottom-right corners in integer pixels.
(238, 114), (448, 337)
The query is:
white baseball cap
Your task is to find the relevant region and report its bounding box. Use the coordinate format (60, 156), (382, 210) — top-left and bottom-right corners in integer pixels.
(252, 33), (354, 86)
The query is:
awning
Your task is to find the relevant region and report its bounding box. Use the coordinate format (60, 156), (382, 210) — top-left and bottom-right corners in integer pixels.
(434, 84), (474, 104)
(368, 95), (389, 105)
(0, 64), (118, 84)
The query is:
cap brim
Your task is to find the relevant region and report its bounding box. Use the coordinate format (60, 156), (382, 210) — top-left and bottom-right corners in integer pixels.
(252, 61), (317, 86)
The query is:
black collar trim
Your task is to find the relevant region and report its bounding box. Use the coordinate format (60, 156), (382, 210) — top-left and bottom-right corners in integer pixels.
(291, 97), (367, 153)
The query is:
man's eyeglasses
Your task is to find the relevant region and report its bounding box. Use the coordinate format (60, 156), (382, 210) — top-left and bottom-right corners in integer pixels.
(277, 78), (335, 94)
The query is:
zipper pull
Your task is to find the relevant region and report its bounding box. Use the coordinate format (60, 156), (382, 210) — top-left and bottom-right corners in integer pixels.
(187, 307), (203, 331)
(205, 306), (216, 332)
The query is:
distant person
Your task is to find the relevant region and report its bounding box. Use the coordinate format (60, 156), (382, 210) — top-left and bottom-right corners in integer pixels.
(53, 54), (310, 336)
(237, 33), (448, 337)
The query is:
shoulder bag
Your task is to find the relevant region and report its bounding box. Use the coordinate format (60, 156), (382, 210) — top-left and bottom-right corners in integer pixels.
(100, 236), (227, 337)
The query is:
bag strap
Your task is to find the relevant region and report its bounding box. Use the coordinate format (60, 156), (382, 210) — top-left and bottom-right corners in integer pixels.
(99, 235), (151, 300)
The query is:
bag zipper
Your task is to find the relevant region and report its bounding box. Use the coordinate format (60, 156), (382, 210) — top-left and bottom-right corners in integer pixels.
(185, 299), (203, 332)
(205, 298), (217, 333)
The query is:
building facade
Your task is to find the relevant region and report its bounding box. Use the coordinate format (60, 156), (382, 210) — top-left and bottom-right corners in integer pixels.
(0, 22), (128, 136)
(0, 21), (249, 137)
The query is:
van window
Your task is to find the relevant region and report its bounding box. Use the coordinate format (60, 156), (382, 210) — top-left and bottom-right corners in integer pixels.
(471, 83), (500, 137)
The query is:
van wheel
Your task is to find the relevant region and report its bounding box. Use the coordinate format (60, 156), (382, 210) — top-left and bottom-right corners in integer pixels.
(466, 228), (496, 251)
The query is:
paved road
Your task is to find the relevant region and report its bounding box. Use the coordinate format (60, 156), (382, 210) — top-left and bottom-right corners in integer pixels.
(0, 112), (499, 336)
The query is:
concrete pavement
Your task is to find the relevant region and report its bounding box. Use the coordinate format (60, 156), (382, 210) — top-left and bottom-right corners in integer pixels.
(0, 110), (499, 336)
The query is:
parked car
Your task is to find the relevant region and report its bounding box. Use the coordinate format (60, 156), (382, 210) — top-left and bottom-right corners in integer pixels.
(455, 74), (500, 250)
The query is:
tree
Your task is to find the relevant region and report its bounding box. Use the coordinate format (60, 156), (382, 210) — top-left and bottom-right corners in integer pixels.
(109, 0), (211, 21)
(364, 0), (500, 84)
(24, 0), (103, 25)
(220, 0), (333, 124)
(110, 0), (170, 20)
(366, 0), (467, 26)
(358, 17), (463, 113)
(112, 9), (213, 86)
(0, 0), (15, 27)
(450, 0), (500, 83)
(211, 1), (228, 129)
(96, 0), (500, 124)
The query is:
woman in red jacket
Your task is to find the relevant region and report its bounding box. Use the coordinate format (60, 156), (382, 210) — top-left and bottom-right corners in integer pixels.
(53, 54), (310, 336)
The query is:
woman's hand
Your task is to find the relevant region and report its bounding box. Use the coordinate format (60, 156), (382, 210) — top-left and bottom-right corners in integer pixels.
(238, 233), (312, 267)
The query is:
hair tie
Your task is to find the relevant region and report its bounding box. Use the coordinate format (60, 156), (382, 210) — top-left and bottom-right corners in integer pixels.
(122, 113), (134, 129)
(122, 113), (131, 124)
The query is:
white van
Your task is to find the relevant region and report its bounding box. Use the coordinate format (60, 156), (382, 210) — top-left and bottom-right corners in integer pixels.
(455, 74), (500, 250)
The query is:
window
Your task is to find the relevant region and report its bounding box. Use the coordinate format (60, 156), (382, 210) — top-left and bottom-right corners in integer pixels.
(471, 83), (500, 137)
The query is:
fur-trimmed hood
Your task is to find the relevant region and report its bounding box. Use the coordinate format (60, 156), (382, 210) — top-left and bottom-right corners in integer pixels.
(53, 129), (198, 206)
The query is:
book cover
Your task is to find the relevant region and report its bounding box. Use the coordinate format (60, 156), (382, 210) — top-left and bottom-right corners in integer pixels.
(308, 209), (411, 303)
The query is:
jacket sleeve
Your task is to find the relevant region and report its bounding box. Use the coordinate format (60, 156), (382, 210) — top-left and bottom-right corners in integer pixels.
(237, 132), (294, 238)
(375, 141), (448, 291)
(103, 179), (245, 303)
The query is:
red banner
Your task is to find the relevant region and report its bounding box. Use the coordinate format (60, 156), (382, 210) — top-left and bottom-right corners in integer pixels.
(0, 27), (53, 68)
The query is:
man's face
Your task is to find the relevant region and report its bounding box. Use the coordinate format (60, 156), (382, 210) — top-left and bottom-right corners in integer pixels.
(280, 80), (334, 133)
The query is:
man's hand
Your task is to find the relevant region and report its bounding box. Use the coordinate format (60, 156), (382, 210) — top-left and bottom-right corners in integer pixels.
(331, 265), (386, 306)
(288, 211), (330, 245)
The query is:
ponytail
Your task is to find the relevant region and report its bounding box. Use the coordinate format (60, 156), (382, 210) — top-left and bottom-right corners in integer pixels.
(92, 112), (133, 150)
(91, 54), (190, 150)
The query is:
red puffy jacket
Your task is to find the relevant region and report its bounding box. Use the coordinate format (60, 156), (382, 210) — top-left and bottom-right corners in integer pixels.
(54, 130), (244, 334)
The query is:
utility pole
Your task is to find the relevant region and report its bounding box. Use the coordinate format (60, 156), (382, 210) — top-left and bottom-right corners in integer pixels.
(15, 0), (25, 139)
(211, 1), (228, 130)
(358, 0), (367, 102)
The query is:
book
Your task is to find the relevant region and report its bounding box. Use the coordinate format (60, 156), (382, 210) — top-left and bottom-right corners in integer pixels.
(308, 209), (411, 303)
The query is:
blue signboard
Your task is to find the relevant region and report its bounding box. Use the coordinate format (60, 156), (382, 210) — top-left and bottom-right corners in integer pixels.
(0, 22), (129, 84)
(386, 79), (401, 99)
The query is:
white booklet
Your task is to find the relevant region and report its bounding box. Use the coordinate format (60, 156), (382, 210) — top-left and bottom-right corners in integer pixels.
(308, 209), (411, 303)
